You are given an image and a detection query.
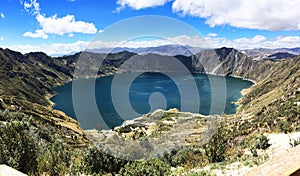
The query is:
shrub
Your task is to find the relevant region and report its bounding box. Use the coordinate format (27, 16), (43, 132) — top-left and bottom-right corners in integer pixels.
(119, 158), (171, 176)
(203, 125), (229, 163)
(84, 146), (127, 175)
(0, 120), (38, 175)
(37, 139), (71, 176)
(255, 134), (270, 150)
(186, 170), (215, 176)
(163, 147), (205, 168)
(278, 121), (293, 134)
(289, 137), (300, 147)
(250, 146), (258, 157)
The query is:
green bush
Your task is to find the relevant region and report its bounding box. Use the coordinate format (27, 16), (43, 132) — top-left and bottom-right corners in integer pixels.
(84, 146), (127, 175)
(278, 121), (293, 134)
(255, 134), (270, 150)
(119, 158), (171, 176)
(186, 170), (215, 176)
(203, 125), (229, 163)
(0, 110), (81, 176)
(0, 120), (38, 175)
(250, 146), (258, 157)
(37, 139), (71, 175)
(289, 137), (300, 147)
(163, 147), (205, 168)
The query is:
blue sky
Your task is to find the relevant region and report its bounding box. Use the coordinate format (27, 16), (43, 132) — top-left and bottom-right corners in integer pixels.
(0, 0), (300, 55)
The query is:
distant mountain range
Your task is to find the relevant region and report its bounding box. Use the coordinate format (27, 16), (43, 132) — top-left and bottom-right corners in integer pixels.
(241, 47), (300, 60)
(86, 45), (300, 61)
(263, 52), (297, 61)
(87, 45), (204, 56)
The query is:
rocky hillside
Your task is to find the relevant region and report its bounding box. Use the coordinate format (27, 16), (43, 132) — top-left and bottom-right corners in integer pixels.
(0, 48), (72, 106)
(0, 48), (88, 148)
(242, 47), (300, 60)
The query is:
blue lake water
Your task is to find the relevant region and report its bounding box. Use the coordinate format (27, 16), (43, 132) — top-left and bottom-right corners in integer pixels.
(51, 72), (253, 129)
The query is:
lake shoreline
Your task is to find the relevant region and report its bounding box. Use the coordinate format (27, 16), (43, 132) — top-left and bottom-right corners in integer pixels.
(50, 71), (254, 130)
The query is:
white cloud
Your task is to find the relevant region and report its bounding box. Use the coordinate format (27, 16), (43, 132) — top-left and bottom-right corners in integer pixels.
(98, 30), (104, 34)
(114, 0), (300, 30)
(23, 14), (97, 38)
(23, 0), (40, 14)
(206, 35), (300, 49)
(36, 14), (97, 35)
(8, 41), (88, 56)
(22, 0), (97, 39)
(0, 13), (5, 19)
(111, 35), (300, 50)
(23, 29), (48, 39)
(6, 35), (300, 56)
(116, 0), (170, 11)
(0, 37), (4, 41)
(86, 35), (208, 49)
(172, 0), (300, 30)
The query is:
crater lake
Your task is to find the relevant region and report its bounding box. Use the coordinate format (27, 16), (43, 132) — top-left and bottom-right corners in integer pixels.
(51, 72), (253, 130)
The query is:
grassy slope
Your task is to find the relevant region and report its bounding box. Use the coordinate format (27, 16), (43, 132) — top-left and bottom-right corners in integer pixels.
(233, 57), (300, 132)
(0, 48), (89, 147)
(0, 49), (72, 106)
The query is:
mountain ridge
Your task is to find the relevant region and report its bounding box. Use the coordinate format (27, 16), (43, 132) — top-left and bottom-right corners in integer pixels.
(82, 45), (300, 58)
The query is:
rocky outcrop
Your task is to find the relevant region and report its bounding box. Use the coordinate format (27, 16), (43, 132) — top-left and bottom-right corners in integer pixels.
(85, 108), (219, 160)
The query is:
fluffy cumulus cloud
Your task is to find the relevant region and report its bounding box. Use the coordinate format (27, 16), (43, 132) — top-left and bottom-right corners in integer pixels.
(22, 0), (97, 39)
(23, 14), (97, 39)
(172, 0), (300, 30)
(116, 0), (170, 11)
(0, 13), (5, 19)
(37, 14), (97, 35)
(23, 29), (48, 39)
(116, 0), (300, 30)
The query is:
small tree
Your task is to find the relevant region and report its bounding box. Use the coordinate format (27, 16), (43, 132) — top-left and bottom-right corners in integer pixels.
(203, 124), (229, 163)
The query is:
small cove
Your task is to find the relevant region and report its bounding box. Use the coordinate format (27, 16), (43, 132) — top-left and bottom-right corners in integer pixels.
(51, 72), (253, 130)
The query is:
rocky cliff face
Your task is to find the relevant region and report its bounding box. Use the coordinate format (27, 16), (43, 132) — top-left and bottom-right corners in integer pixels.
(60, 47), (254, 77)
